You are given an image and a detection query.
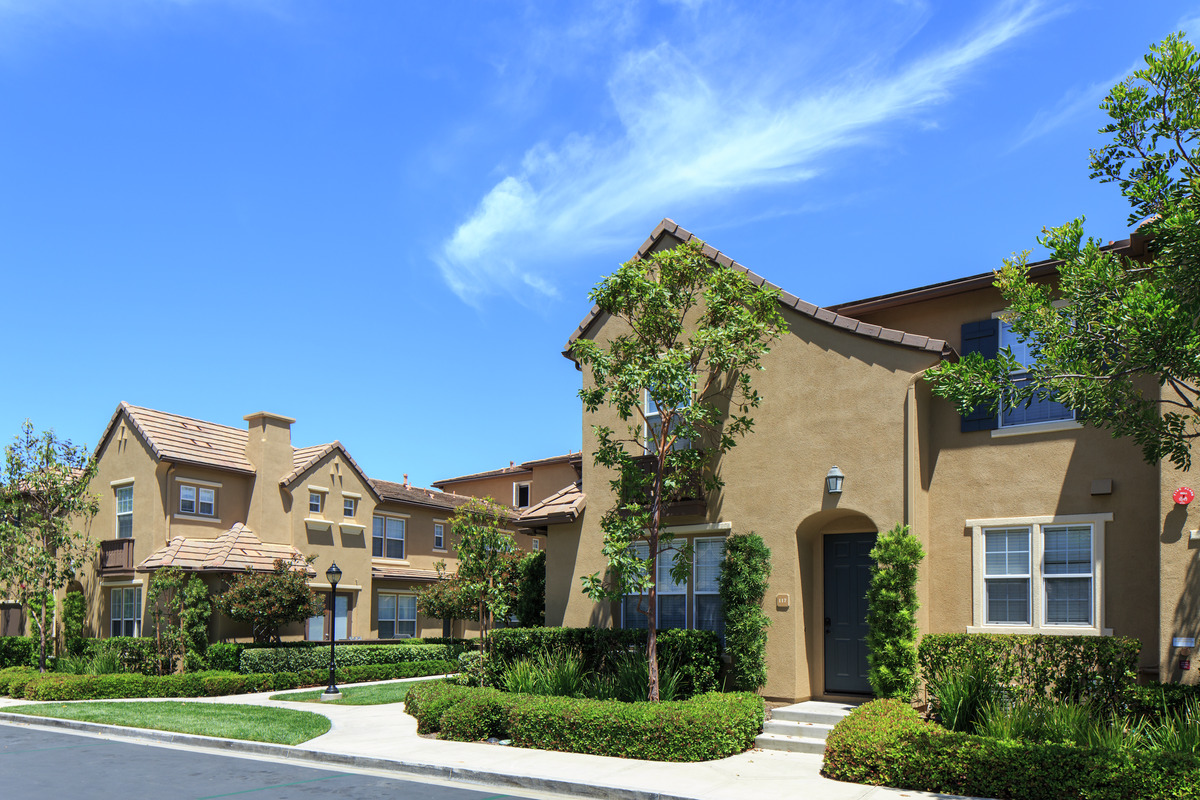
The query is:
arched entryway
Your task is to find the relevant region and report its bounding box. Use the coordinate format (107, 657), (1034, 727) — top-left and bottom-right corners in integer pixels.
(797, 509), (879, 698)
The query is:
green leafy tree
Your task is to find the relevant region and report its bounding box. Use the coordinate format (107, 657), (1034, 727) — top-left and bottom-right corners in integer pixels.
(569, 238), (784, 701)
(927, 32), (1200, 470)
(865, 524), (925, 700)
(0, 421), (99, 671)
(147, 566), (211, 673)
(61, 590), (86, 657)
(445, 497), (519, 672)
(214, 558), (323, 644)
(514, 549), (546, 628)
(718, 533), (772, 692)
(415, 559), (477, 625)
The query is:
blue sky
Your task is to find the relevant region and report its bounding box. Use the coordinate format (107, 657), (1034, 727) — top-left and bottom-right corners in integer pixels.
(1, 0), (1196, 488)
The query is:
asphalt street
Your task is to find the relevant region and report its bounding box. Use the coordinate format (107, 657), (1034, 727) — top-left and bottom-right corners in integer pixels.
(0, 723), (532, 800)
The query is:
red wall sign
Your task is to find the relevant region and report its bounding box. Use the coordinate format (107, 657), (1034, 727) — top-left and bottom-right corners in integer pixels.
(1175, 487), (1195, 505)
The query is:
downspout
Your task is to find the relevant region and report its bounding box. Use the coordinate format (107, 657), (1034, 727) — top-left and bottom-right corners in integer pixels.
(164, 462), (175, 545)
(904, 370), (929, 637)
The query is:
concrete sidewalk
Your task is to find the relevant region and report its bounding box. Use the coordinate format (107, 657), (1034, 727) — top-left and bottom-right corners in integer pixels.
(0, 677), (970, 800)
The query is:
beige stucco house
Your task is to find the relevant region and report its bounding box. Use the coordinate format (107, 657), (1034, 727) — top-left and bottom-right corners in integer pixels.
(80, 403), (537, 643)
(541, 218), (1199, 703)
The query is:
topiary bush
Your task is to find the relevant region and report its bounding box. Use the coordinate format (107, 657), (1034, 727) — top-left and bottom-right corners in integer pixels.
(823, 698), (1200, 800)
(438, 688), (510, 741)
(205, 643), (244, 672)
(718, 533), (771, 692)
(918, 633), (1140, 714)
(61, 592), (87, 657)
(514, 550), (546, 628)
(866, 524), (923, 700)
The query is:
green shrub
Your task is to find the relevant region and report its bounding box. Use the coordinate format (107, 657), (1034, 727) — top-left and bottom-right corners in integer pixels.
(240, 643), (462, 674)
(6, 669), (40, 698)
(205, 643), (244, 672)
(486, 627), (719, 698)
(719, 533), (772, 692)
(926, 663), (998, 732)
(0, 666), (35, 695)
(403, 682), (762, 761)
(62, 592), (86, 657)
(80, 637), (167, 675)
(455, 651), (486, 687)
(918, 633), (1139, 714)
(514, 550), (546, 628)
(0, 637), (34, 669)
(823, 699), (1200, 800)
(866, 524), (923, 700)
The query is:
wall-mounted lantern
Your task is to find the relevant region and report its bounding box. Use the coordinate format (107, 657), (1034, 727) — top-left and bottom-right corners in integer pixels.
(825, 466), (845, 494)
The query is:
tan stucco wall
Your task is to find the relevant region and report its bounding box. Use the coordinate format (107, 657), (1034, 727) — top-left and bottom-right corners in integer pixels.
(439, 460), (579, 512)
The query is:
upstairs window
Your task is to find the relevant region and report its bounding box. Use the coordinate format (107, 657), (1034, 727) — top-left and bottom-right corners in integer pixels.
(514, 482), (531, 509)
(178, 484), (215, 517)
(180, 485), (196, 515)
(434, 523), (445, 550)
(644, 387), (692, 453)
(309, 492), (324, 514)
(373, 515), (405, 559)
(999, 321), (1074, 427)
(343, 497), (357, 517)
(115, 485), (133, 539)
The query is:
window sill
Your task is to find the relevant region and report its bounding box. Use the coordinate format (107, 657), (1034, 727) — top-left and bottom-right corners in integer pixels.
(304, 518), (333, 530)
(371, 557), (411, 567)
(173, 513), (221, 523)
(966, 625), (1112, 636)
(432, 548), (448, 554)
(339, 522), (366, 533)
(991, 419), (1081, 438)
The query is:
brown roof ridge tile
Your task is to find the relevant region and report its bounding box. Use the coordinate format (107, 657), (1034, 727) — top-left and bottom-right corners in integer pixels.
(562, 218), (954, 361)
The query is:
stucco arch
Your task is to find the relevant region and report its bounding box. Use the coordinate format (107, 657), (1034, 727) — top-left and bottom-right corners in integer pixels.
(794, 508), (879, 699)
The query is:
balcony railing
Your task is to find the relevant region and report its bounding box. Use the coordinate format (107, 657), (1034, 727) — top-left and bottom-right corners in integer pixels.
(98, 538), (135, 574)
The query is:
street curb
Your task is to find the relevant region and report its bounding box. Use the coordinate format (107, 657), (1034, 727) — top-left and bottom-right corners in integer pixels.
(0, 712), (698, 800)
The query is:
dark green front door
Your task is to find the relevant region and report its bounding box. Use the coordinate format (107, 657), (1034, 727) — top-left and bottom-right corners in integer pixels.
(824, 531), (876, 695)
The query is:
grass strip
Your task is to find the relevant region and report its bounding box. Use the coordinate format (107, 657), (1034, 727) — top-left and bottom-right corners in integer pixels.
(270, 678), (445, 705)
(3, 701), (331, 745)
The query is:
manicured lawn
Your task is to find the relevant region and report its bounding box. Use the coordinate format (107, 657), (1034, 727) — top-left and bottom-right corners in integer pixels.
(270, 678), (445, 705)
(3, 701), (331, 745)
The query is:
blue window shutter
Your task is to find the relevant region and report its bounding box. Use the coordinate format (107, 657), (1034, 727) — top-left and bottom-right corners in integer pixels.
(961, 319), (1000, 432)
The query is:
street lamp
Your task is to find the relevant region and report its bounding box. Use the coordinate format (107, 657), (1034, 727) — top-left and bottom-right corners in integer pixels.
(321, 561), (343, 701)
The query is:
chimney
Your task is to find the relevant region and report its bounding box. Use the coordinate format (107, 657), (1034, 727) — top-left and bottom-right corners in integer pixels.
(403, 474), (409, 489)
(243, 411), (296, 540)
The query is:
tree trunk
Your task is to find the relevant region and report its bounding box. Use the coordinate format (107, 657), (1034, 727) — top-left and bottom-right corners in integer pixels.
(37, 594), (47, 673)
(646, 452), (666, 702)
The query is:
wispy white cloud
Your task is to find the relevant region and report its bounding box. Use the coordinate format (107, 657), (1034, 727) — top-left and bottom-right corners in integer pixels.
(436, 1), (1051, 305)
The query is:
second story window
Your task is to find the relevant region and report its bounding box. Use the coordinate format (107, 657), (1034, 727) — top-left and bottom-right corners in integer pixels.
(434, 523), (445, 550)
(532, 538), (540, 551)
(999, 321), (1074, 427)
(309, 492), (324, 514)
(115, 486), (133, 539)
(179, 484), (216, 517)
(514, 482), (531, 509)
(344, 497), (357, 517)
(373, 515), (405, 559)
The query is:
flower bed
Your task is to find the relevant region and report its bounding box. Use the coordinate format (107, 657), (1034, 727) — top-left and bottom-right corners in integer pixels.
(1, 659), (455, 702)
(822, 699), (1200, 800)
(404, 681), (762, 762)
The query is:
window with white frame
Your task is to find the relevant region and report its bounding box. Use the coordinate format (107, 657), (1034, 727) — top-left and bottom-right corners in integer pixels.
(532, 538), (540, 551)
(115, 485), (133, 539)
(434, 523), (445, 550)
(378, 593), (417, 639)
(999, 321), (1074, 427)
(178, 484), (216, 517)
(644, 387), (691, 454)
(309, 492), (324, 514)
(343, 497), (357, 517)
(514, 482), (531, 509)
(110, 586), (141, 637)
(620, 536), (726, 633)
(373, 515), (405, 559)
(969, 513), (1109, 634)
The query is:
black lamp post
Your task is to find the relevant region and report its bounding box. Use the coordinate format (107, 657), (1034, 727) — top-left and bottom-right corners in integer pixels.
(322, 562), (343, 700)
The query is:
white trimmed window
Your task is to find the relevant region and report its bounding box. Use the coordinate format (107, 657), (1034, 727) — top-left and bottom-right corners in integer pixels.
(969, 513), (1109, 635)
(378, 593), (417, 639)
(514, 482), (531, 509)
(198, 487), (215, 517)
(531, 538), (540, 551)
(620, 535), (726, 633)
(110, 586), (141, 637)
(998, 320), (1074, 428)
(373, 515), (405, 559)
(309, 492), (324, 514)
(644, 387), (691, 454)
(434, 523), (445, 550)
(343, 497), (357, 517)
(178, 483), (216, 517)
(180, 485), (196, 515)
(115, 486), (133, 539)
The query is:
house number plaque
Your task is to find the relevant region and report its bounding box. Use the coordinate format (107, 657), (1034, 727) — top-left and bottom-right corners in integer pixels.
(776, 593), (789, 610)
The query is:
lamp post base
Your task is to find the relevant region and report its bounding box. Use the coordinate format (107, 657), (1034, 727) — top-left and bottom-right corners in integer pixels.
(319, 691), (343, 702)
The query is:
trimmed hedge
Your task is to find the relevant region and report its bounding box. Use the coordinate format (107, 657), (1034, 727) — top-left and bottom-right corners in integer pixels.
(0, 638), (34, 669)
(486, 627), (720, 698)
(1129, 682), (1200, 722)
(823, 699), (1200, 800)
(918, 633), (1140, 712)
(0, 666), (35, 694)
(241, 643), (463, 674)
(404, 681), (762, 761)
(9, 660), (455, 701)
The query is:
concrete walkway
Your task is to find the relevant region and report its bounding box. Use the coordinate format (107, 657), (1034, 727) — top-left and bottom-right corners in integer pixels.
(0, 678), (973, 800)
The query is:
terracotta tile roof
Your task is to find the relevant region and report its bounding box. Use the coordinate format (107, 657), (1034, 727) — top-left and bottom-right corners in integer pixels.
(136, 523), (314, 575)
(97, 402), (256, 473)
(371, 479), (474, 511)
(563, 219), (954, 360)
(279, 441), (378, 498)
(518, 480), (585, 527)
(433, 452), (582, 488)
(371, 564), (443, 583)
